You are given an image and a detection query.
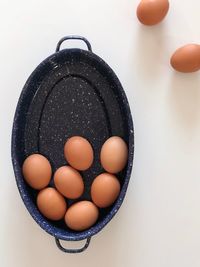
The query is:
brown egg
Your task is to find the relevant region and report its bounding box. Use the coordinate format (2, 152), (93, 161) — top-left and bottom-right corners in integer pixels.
(64, 136), (94, 171)
(37, 187), (67, 220)
(170, 44), (200, 73)
(22, 154), (52, 190)
(54, 166), (84, 199)
(65, 201), (99, 231)
(91, 173), (120, 208)
(137, 0), (169, 26)
(100, 136), (128, 173)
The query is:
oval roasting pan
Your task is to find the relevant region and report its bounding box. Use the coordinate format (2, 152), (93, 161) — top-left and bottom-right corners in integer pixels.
(11, 36), (134, 253)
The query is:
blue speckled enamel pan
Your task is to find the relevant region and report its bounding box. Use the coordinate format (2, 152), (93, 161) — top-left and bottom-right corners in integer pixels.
(11, 36), (134, 253)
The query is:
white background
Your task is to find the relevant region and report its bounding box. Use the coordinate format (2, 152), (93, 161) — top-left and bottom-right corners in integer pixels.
(0, 0), (200, 266)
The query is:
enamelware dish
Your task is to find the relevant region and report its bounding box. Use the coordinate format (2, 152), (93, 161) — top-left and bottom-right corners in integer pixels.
(11, 36), (134, 253)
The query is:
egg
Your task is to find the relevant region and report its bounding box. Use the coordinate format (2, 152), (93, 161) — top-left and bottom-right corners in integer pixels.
(65, 201), (99, 231)
(54, 166), (84, 199)
(64, 136), (94, 171)
(170, 44), (200, 73)
(136, 0), (169, 26)
(91, 173), (120, 208)
(100, 136), (128, 173)
(22, 154), (52, 190)
(37, 187), (67, 220)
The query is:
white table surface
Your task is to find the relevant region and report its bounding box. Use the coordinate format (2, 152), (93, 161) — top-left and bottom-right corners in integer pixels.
(1, 0), (200, 266)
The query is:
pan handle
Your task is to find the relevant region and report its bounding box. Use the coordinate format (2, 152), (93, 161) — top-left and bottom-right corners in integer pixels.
(56, 35), (92, 52)
(55, 237), (91, 253)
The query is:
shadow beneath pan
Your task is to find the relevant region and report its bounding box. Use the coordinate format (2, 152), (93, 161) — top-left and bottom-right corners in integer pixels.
(168, 72), (200, 131)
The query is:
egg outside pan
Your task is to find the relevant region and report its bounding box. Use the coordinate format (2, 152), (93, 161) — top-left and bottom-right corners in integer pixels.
(136, 0), (170, 26)
(170, 44), (200, 73)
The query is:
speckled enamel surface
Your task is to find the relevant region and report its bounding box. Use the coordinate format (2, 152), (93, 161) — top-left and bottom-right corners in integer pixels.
(11, 48), (134, 241)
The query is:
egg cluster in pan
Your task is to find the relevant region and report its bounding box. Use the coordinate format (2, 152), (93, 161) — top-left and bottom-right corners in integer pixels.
(22, 136), (128, 231)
